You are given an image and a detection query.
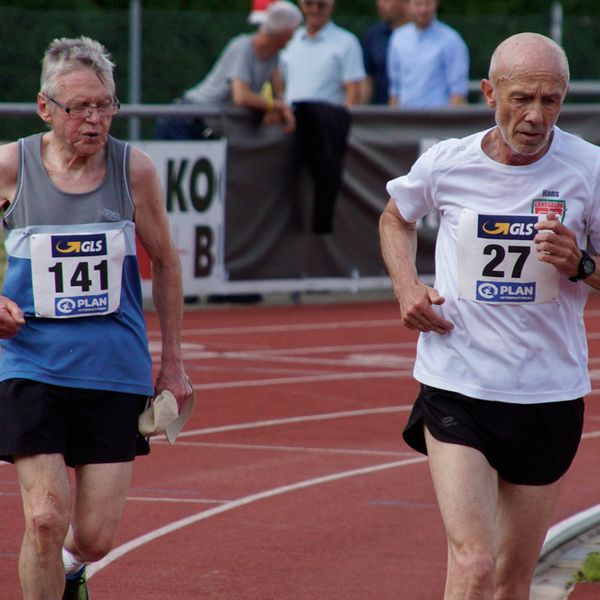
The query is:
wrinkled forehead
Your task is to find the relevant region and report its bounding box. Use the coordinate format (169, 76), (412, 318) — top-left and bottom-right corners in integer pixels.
(491, 68), (568, 101)
(494, 70), (568, 98)
(55, 68), (115, 98)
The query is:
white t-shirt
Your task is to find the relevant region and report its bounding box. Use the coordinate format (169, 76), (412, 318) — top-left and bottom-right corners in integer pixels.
(386, 126), (600, 403)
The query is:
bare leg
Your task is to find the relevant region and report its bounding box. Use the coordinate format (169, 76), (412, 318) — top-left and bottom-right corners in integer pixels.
(16, 454), (72, 600)
(494, 477), (562, 600)
(425, 428), (498, 600)
(63, 462), (133, 564)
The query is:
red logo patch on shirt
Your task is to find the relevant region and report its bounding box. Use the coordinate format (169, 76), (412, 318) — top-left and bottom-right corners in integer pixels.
(531, 199), (566, 222)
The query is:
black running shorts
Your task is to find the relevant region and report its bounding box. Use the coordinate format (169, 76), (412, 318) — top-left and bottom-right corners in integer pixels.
(403, 384), (584, 485)
(0, 378), (150, 467)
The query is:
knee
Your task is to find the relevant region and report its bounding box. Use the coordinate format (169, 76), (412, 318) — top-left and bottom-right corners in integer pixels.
(72, 529), (116, 562)
(28, 493), (70, 550)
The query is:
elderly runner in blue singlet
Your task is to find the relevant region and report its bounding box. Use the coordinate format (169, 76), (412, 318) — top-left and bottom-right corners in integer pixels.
(0, 36), (193, 600)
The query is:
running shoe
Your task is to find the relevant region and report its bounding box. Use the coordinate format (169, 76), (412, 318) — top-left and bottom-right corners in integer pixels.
(62, 566), (90, 600)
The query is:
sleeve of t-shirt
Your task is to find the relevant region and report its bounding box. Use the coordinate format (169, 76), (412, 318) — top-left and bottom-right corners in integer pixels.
(226, 37), (254, 83)
(443, 34), (470, 97)
(386, 146), (437, 223)
(343, 35), (367, 82)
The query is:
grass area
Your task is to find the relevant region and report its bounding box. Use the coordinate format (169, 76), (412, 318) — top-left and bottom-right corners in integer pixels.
(572, 552), (600, 584)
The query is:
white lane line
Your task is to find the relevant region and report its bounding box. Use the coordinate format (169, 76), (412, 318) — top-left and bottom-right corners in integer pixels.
(87, 456), (427, 579)
(151, 341), (416, 356)
(177, 406), (411, 438)
(126, 497), (228, 505)
(153, 440), (410, 458)
(164, 319), (405, 337)
(194, 370), (410, 390)
(224, 342), (417, 356)
(192, 352), (414, 369)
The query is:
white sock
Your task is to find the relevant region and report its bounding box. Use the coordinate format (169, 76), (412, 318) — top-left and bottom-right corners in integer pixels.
(62, 547), (85, 577)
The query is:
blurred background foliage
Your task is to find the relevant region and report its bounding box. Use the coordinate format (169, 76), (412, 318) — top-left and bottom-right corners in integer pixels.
(0, 0), (597, 14)
(0, 1), (597, 139)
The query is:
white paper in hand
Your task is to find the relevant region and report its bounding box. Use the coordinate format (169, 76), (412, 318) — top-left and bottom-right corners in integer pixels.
(138, 389), (196, 444)
(164, 390), (196, 444)
(138, 390), (178, 437)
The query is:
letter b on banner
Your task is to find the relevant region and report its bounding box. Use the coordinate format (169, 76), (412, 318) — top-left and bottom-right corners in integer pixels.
(195, 225), (214, 277)
(134, 140), (227, 299)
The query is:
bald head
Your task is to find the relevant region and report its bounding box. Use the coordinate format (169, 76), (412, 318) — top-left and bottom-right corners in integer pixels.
(488, 33), (569, 88)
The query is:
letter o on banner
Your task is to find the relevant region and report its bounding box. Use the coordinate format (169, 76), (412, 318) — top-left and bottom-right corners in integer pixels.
(189, 158), (214, 213)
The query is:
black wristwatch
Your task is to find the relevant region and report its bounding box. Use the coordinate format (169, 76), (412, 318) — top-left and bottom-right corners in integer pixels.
(569, 249), (596, 282)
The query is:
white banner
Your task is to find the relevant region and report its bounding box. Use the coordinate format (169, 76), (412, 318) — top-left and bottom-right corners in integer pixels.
(132, 140), (227, 299)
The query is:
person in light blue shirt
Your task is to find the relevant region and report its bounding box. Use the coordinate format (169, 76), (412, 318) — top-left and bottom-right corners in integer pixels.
(387, 0), (469, 107)
(280, 0), (365, 106)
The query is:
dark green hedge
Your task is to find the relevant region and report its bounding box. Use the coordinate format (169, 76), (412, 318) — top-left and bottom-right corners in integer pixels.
(0, 4), (598, 140)
(0, 0), (597, 15)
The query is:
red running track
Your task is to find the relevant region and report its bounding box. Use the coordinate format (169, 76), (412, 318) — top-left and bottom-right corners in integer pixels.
(1, 295), (600, 599)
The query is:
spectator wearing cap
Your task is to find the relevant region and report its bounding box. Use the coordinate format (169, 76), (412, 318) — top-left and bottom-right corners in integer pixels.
(249, 0), (277, 25)
(156, 0), (303, 140)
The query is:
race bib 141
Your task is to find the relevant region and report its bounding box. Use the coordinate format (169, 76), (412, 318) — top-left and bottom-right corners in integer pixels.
(30, 228), (125, 318)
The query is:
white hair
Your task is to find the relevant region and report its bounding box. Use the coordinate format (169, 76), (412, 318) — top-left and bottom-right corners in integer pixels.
(261, 1), (303, 34)
(40, 36), (115, 97)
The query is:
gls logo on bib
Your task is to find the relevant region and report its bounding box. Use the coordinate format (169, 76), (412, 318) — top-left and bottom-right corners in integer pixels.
(477, 215), (537, 240)
(52, 234), (106, 257)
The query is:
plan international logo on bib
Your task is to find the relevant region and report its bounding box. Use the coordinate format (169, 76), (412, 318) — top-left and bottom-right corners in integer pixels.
(475, 214), (537, 303)
(476, 281), (536, 303)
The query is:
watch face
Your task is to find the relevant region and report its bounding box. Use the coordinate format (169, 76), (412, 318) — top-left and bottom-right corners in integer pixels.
(583, 256), (596, 277)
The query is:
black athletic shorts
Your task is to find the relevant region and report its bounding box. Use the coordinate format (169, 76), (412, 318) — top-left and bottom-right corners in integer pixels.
(0, 379), (150, 467)
(403, 384), (584, 485)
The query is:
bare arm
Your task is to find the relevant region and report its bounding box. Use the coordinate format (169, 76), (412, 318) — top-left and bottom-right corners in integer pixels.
(0, 142), (25, 337)
(231, 77), (295, 133)
(449, 93), (468, 106)
(344, 80), (364, 107)
(0, 141), (20, 210)
(232, 78), (274, 112)
(361, 76), (374, 104)
(380, 198), (453, 334)
(129, 147), (193, 405)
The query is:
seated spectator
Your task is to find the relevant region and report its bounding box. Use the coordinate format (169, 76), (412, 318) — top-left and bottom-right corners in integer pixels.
(362, 0), (410, 104)
(279, 0), (365, 233)
(156, 0), (302, 140)
(387, 0), (469, 108)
